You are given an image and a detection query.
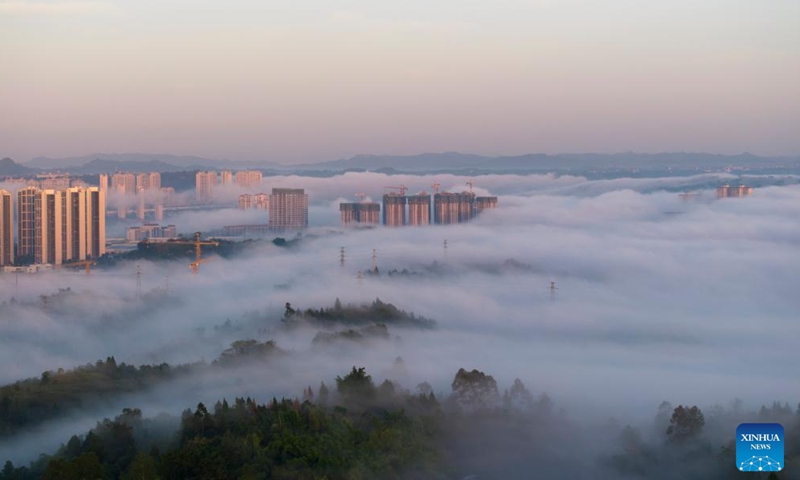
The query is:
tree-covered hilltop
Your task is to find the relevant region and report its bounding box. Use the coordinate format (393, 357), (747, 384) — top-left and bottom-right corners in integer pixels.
(283, 298), (436, 329)
(0, 358), (199, 439)
(0, 326), (384, 440)
(311, 324), (391, 347)
(1, 365), (799, 480)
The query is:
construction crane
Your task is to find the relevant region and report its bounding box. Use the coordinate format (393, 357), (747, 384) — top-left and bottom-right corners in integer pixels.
(164, 232), (220, 274)
(56, 259), (97, 275)
(431, 182), (441, 194)
(355, 192), (367, 202)
(466, 180), (474, 193)
(383, 185), (408, 196)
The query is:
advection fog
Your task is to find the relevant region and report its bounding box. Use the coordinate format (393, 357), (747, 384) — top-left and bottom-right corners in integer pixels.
(0, 172), (798, 467)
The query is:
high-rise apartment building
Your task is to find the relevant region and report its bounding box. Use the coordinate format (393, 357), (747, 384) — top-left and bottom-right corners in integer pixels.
(717, 184), (753, 199)
(99, 174), (109, 191)
(16, 187), (105, 265)
(238, 194), (253, 210)
(340, 203), (381, 226)
(196, 171), (217, 203)
(434, 192), (476, 224)
(268, 188), (308, 229)
(475, 196), (498, 214)
(136, 172), (161, 191)
(28, 174), (71, 191)
(220, 171), (233, 185)
(382, 194), (407, 226)
(0, 190), (13, 266)
(407, 194), (431, 226)
(111, 173), (137, 194)
(16, 187), (37, 262)
(235, 170), (263, 188)
(85, 187), (106, 259)
(126, 223), (177, 242)
(253, 193), (269, 210)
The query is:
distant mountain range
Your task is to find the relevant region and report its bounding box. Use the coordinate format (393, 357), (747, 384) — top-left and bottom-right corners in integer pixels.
(303, 151), (800, 172)
(24, 153), (278, 173)
(2, 152), (798, 177)
(0, 158), (40, 176)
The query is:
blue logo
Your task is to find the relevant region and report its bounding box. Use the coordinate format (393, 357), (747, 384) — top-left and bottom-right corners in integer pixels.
(736, 423), (784, 472)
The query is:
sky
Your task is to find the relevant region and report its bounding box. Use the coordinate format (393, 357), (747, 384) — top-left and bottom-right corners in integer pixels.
(1, 0), (799, 163)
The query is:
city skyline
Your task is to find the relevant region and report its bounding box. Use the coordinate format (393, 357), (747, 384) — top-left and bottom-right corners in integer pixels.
(2, 0), (798, 162)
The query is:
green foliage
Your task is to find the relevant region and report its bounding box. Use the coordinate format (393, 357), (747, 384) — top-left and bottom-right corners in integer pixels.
(285, 298), (436, 329)
(213, 340), (286, 366)
(666, 405), (705, 442)
(450, 368), (500, 412)
(335, 367), (376, 405)
(0, 358), (188, 439)
(311, 324), (390, 347)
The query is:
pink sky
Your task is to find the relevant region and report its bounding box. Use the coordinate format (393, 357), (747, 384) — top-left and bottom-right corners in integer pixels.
(1, 0), (798, 163)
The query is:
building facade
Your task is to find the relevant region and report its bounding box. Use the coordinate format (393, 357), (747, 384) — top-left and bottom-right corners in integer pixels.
(16, 186), (105, 265)
(126, 223), (177, 242)
(196, 171), (217, 203)
(407, 194), (431, 226)
(717, 184), (753, 198)
(382, 194), (407, 226)
(235, 170), (263, 188)
(269, 188), (308, 229)
(0, 190), (13, 266)
(340, 202), (380, 226)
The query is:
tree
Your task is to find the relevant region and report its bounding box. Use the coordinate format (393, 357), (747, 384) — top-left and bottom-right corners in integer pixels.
(653, 401), (673, 434)
(284, 302), (296, 319)
(450, 368), (499, 412)
(416, 382), (433, 396)
(121, 452), (158, 480)
(318, 382), (329, 406)
(335, 367), (376, 404)
(508, 378), (534, 409)
(666, 405), (704, 442)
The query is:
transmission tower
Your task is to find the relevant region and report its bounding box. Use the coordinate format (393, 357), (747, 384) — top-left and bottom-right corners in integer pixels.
(136, 265), (142, 299)
(340, 247), (346, 267)
(549, 281), (558, 301)
(357, 270), (364, 288)
(372, 249), (378, 274)
(443, 238), (448, 258)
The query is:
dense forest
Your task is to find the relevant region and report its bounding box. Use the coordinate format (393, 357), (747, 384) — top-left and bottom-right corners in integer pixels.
(1, 295), (797, 479)
(283, 298), (436, 330)
(0, 363), (798, 479)
(0, 297), (428, 440)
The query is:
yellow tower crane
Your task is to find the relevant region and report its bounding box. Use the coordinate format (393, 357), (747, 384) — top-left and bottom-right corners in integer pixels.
(56, 259), (97, 275)
(163, 232), (220, 274)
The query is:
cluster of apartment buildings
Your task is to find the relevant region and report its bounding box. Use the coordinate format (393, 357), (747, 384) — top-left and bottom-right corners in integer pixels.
(99, 172), (173, 221)
(716, 184), (754, 198)
(238, 193), (269, 210)
(0, 187), (105, 267)
(340, 191), (498, 227)
(196, 170), (264, 203)
(217, 188), (309, 236)
(100, 172), (161, 194)
(126, 223), (177, 242)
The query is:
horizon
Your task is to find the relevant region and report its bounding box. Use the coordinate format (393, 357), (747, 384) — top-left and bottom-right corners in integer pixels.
(5, 148), (800, 168)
